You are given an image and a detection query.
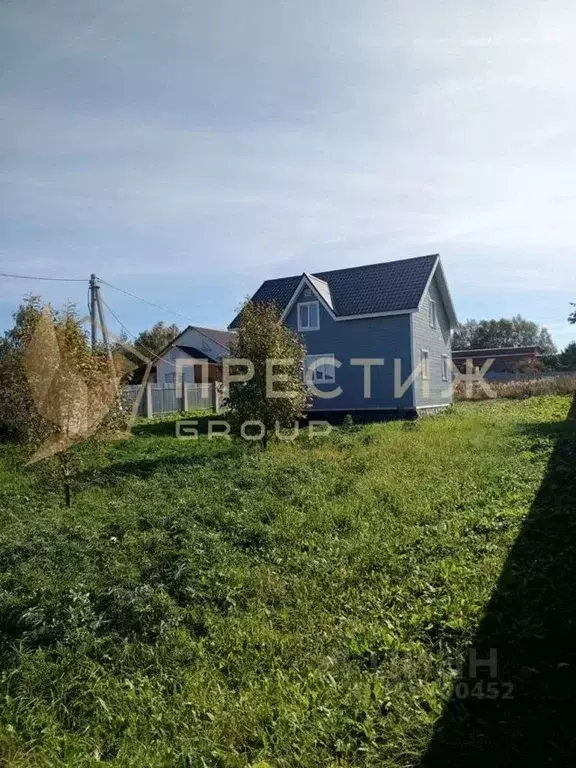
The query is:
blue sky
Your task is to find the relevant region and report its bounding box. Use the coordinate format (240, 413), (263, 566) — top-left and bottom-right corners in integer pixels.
(1, 0), (575, 349)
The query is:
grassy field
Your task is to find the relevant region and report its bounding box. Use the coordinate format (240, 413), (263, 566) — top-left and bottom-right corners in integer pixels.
(0, 396), (574, 767)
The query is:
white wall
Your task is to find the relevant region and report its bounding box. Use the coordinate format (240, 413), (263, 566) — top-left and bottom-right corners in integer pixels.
(156, 348), (195, 385)
(155, 328), (230, 385)
(176, 327), (229, 360)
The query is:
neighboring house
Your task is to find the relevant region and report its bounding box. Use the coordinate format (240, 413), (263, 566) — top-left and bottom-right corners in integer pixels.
(452, 346), (543, 375)
(129, 325), (234, 385)
(229, 253), (457, 413)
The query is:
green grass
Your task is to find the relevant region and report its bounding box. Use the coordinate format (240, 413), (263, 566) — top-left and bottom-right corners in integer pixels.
(0, 396), (574, 767)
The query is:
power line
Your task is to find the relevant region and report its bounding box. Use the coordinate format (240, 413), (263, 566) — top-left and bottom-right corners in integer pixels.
(0, 272), (87, 282)
(1, 272), (192, 324)
(98, 278), (193, 323)
(99, 295), (180, 368)
(99, 296), (139, 342)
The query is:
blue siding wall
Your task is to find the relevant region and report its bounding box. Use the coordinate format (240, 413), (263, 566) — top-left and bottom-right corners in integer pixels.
(284, 287), (414, 410)
(412, 275), (453, 407)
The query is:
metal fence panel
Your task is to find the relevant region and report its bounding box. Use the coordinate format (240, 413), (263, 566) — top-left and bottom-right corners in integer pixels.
(122, 382), (217, 417)
(186, 383), (212, 409)
(151, 384), (178, 415)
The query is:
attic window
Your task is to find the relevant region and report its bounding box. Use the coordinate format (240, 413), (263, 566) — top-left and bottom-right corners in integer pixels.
(429, 300), (437, 329)
(298, 301), (319, 331)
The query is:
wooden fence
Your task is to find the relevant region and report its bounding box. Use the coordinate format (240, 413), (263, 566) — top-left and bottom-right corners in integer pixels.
(123, 382), (223, 418)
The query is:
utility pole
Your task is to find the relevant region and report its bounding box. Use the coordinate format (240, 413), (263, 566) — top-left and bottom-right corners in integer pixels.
(94, 282), (116, 378)
(88, 273), (116, 379)
(89, 273), (97, 350)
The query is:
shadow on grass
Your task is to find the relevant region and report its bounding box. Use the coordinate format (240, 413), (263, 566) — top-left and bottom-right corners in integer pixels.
(422, 394), (576, 766)
(299, 408), (418, 426)
(77, 447), (239, 487)
(131, 414), (220, 438)
(131, 411), (414, 438)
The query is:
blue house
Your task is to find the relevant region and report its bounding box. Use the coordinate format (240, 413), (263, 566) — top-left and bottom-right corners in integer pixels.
(229, 254), (458, 415)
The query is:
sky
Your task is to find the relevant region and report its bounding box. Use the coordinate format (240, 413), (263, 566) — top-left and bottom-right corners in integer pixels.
(1, 0), (575, 349)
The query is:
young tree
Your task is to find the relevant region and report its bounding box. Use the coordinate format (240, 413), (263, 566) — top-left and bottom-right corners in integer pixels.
(0, 295), (44, 437)
(0, 297), (127, 506)
(225, 301), (311, 447)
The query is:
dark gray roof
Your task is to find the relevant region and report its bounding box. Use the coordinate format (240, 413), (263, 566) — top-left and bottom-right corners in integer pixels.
(193, 326), (234, 348)
(154, 324), (234, 361)
(229, 253), (440, 328)
(176, 345), (219, 364)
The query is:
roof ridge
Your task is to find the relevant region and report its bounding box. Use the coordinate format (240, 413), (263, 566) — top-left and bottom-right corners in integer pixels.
(260, 253), (439, 285)
(193, 324), (233, 332)
(312, 253), (438, 279)
(307, 273), (329, 284)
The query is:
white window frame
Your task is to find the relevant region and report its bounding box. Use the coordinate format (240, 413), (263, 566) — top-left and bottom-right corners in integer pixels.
(304, 354), (336, 384)
(421, 349), (430, 380)
(441, 353), (449, 381)
(429, 299), (437, 329)
(164, 372), (176, 384)
(297, 301), (320, 331)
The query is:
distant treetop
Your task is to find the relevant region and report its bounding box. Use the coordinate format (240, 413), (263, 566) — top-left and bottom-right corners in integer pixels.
(452, 315), (557, 355)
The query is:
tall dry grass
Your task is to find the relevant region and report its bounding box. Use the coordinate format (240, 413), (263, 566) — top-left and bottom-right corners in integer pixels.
(454, 375), (576, 401)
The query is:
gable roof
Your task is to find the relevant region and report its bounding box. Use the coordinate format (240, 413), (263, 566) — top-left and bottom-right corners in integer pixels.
(176, 345), (220, 364)
(125, 343), (221, 384)
(192, 325), (235, 349)
(154, 324), (234, 362)
(229, 254), (457, 328)
(307, 274), (334, 311)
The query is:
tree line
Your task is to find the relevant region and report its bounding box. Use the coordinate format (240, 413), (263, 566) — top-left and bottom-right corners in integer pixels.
(453, 310), (576, 370)
(452, 315), (556, 353)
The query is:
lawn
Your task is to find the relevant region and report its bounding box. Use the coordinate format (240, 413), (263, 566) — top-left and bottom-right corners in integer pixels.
(0, 396), (574, 767)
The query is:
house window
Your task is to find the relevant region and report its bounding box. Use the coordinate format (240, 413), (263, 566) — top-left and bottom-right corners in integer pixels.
(297, 301), (320, 331)
(441, 353), (449, 381)
(429, 300), (437, 328)
(305, 354), (335, 383)
(421, 350), (429, 380)
(164, 372), (176, 384)
(200, 339), (211, 352)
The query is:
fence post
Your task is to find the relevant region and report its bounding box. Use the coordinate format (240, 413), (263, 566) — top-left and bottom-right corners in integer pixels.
(145, 383), (153, 418)
(181, 376), (188, 412)
(211, 382), (218, 412)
